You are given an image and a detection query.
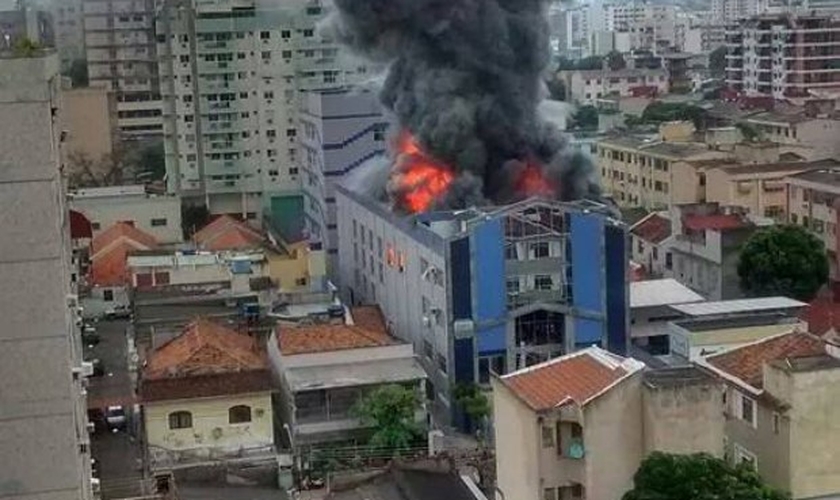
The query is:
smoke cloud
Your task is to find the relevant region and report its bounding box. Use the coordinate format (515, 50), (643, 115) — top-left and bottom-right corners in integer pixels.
(329, 0), (600, 209)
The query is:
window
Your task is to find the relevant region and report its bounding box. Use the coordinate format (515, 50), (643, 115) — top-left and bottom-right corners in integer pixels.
(91, 222), (101, 231)
(261, 51), (271, 60)
(665, 252), (673, 270)
(535, 275), (553, 291)
(281, 30), (291, 39)
(260, 31), (270, 39)
(734, 444), (757, 470)
(773, 412), (780, 434)
(530, 241), (550, 258)
(543, 488), (556, 500)
(229, 405), (252, 423)
(266, 129), (277, 138)
(436, 353), (447, 373)
(542, 426), (554, 448)
(286, 128), (297, 137)
(506, 278), (520, 294)
(264, 91), (274, 99)
(168, 411), (192, 429)
(738, 392), (757, 427)
(423, 340), (433, 359)
(151, 218), (167, 227)
(103, 289), (114, 302)
(303, 29), (314, 37)
(282, 50), (292, 58)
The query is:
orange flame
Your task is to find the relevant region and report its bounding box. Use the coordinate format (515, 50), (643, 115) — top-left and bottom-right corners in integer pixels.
(516, 162), (555, 198)
(395, 131), (454, 213)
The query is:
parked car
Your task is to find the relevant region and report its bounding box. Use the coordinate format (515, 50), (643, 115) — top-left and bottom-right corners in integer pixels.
(82, 325), (100, 346)
(104, 304), (131, 319)
(105, 406), (126, 431)
(89, 358), (105, 377)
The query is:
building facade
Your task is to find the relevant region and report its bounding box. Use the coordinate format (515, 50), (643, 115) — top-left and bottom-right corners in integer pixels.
(725, 14), (840, 99)
(70, 185), (182, 243)
(0, 51), (93, 500)
(50, 0), (85, 69)
(493, 348), (725, 500)
(299, 88), (389, 278)
(83, 0), (163, 139)
(335, 188), (629, 427)
(712, 0), (769, 23)
(785, 167), (840, 278)
(156, 0), (368, 218)
(558, 68), (670, 105)
(60, 84), (120, 171)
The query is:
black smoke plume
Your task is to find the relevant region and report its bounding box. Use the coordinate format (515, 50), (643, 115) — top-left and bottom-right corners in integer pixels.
(329, 0), (600, 209)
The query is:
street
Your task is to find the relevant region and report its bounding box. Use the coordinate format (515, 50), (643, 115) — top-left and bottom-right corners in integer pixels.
(85, 319), (145, 498)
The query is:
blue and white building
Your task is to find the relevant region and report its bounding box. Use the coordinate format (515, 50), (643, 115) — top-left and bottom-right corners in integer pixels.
(335, 186), (630, 427)
(299, 88), (389, 277)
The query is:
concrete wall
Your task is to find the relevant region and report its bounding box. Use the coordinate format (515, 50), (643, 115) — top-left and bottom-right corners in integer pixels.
(723, 385), (790, 493)
(784, 366), (840, 499)
(81, 284), (130, 319)
(706, 168), (799, 220)
(643, 381), (725, 456)
(492, 378), (543, 500)
(267, 247), (312, 291)
(60, 86), (117, 166)
(582, 373), (644, 500)
(145, 392), (274, 455)
(71, 192), (183, 244)
(0, 52), (93, 500)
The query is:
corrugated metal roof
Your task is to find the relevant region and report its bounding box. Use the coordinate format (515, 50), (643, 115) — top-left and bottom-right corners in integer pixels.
(672, 297), (807, 317)
(630, 279), (705, 308)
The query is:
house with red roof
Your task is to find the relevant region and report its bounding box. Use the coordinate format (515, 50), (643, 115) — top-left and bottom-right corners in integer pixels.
(193, 214), (265, 252)
(493, 347), (725, 500)
(700, 331), (840, 498)
(665, 202), (773, 300)
(84, 222), (158, 318)
(140, 318), (274, 470)
(629, 211), (673, 278)
(267, 305), (426, 449)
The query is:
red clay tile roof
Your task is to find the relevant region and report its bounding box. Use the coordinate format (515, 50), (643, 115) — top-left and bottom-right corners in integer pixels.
(91, 222), (158, 257)
(631, 213), (672, 244)
(800, 287), (840, 336)
(351, 305), (388, 336)
(279, 323), (395, 355)
(706, 332), (825, 389)
(194, 215), (264, 251)
(499, 348), (644, 411)
(89, 223), (158, 286)
(141, 371), (272, 402)
(683, 214), (746, 232)
(141, 318), (270, 402)
(144, 318), (267, 380)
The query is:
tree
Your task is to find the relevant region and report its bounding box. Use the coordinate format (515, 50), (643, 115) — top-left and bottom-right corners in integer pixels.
(738, 225), (829, 301)
(571, 105), (599, 130)
(710, 46), (727, 79)
(12, 36), (40, 57)
(624, 452), (790, 500)
(576, 55), (603, 70)
(181, 204), (210, 239)
(132, 140), (166, 181)
(641, 101), (708, 129)
(453, 383), (490, 430)
(736, 122), (762, 142)
(606, 50), (627, 71)
(353, 385), (422, 452)
(65, 58), (89, 88)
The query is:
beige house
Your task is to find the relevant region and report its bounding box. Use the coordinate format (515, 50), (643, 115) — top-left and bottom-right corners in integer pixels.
(596, 134), (729, 209)
(629, 212), (674, 277)
(744, 111), (840, 161)
(557, 68), (669, 104)
(785, 167), (840, 279)
(706, 158), (840, 221)
(493, 347), (724, 500)
(140, 318), (274, 470)
(702, 331), (840, 499)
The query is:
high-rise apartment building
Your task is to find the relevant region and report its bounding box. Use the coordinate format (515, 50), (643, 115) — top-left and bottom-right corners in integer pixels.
(711, 0), (768, 23)
(299, 88), (389, 279)
(83, 0), (163, 139)
(156, 0), (368, 218)
(725, 14), (840, 99)
(0, 50), (93, 500)
(50, 0), (85, 69)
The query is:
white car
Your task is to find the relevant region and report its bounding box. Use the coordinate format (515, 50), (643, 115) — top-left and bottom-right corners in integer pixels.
(105, 406), (126, 430)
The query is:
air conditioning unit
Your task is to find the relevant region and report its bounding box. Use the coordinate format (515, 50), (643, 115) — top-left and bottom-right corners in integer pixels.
(81, 361), (94, 377)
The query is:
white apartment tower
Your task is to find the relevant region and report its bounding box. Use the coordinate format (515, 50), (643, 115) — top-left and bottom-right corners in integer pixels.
(51, 0), (85, 69)
(83, 0), (163, 139)
(725, 14), (840, 99)
(711, 0), (769, 23)
(0, 50), (94, 500)
(299, 88), (389, 279)
(156, 0), (368, 218)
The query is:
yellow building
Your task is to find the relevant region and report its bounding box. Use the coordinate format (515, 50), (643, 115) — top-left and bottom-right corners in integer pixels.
(705, 159), (839, 221)
(785, 166), (840, 278)
(596, 133), (729, 210)
(140, 318), (274, 470)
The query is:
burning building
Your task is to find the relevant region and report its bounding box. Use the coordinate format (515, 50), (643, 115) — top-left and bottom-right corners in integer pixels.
(329, 0), (601, 213)
(335, 185), (628, 428)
